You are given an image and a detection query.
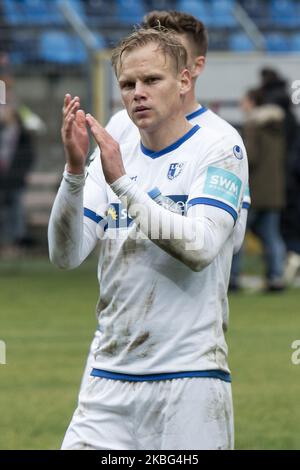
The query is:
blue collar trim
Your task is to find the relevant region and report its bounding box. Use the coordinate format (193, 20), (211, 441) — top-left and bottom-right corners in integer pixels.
(140, 124), (200, 159)
(186, 106), (208, 121)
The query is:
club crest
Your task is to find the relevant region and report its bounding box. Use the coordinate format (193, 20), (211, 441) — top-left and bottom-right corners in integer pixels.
(233, 145), (243, 160)
(167, 162), (185, 180)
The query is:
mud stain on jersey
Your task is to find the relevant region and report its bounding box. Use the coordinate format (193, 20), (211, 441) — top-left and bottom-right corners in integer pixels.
(143, 282), (157, 317)
(128, 331), (150, 353)
(52, 204), (77, 264)
(99, 325), (131, 357)
(100, 339), (120, 356)
(137, 341), (156, 359)
(96, 296), (109, 315)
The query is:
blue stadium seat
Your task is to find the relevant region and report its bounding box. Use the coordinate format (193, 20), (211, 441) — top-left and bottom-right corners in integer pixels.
(25, 0), (64, 24)
(115, 0), (146, 25)
(209, 0), (238, 28)
(290, 33), (300, 51)
(176, 0), (212, 24)
(145, 0), (175, 11)
(3, 0), (64, 25)
(270, 0), (299, 28)
(2, 0), (86, 25)
(39, 31), (88, 64)
(265, 33), (291, 52)
(2, 0), (23, 24)
(84, 0), (116, 25)
(239, 0), (263, 19)
(229, 32), (255, 52)
(56, 0), (86, 20)
(10, 31), (39, 64)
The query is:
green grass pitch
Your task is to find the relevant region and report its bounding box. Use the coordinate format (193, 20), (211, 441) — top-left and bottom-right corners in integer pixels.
(0, 257), (299, 449)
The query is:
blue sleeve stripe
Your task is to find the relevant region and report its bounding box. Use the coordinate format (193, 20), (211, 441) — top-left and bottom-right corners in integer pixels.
(91, 368), (231, 383)
(84, 207), (103, 224)
(187, 197), (238, 222)
(242, 202), (251, 210)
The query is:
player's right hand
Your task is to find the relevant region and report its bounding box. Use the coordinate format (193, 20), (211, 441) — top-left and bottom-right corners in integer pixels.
(61, 94), (89, 174)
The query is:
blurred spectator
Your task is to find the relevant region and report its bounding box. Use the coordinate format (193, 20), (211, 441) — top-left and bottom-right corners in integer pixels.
(260, 68), (298, 159)
(231, 88), (286, 291)
(260, 68), (300, 285)
(0, 102), (35, 256)
(282, 134), (300, 284)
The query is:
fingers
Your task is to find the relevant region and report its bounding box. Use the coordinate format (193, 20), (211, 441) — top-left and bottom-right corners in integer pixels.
(62, 94), (80, 120)
(86, 114), (112, 144)
(75, 109), (86, 128)
(64, 94), (71, 107)
(64, 112), (76, 139)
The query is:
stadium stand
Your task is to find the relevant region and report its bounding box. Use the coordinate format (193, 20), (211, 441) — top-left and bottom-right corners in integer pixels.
(210, 0), (238, 28)
(290, 32), (300, 51)
(39, 31), (88, 64)
(177, 0), (212, 24)
(270, 0), (299, 28)
(265, 32), (291, 52)
(115, 0), (146, 25)
(39, 30), (105, 64)
(2, 0), (63, 25)
(1, 0), (300, 61)
(229, 31), (255, 52)
(1, 0), (299, 242)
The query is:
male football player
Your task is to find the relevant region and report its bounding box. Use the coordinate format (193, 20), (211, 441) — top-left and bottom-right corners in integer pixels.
(80, 10), (250, 388)
(49, 28), (248, 450)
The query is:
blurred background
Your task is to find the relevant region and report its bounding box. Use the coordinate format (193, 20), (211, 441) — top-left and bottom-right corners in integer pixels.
(0, 0), (300, 450)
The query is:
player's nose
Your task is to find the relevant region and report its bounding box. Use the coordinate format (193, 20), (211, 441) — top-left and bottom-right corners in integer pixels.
(133, 81), (147, 100)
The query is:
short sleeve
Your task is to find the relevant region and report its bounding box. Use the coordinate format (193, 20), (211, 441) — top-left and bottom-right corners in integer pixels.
(187, 138), (248, 224)
(242, 182), (251, 209)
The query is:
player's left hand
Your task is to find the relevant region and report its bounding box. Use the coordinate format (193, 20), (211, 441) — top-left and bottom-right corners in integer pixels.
(86, 114), (126, 184)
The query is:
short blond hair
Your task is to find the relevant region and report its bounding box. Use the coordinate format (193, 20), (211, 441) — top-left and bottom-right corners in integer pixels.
(111, 28), (188, 77)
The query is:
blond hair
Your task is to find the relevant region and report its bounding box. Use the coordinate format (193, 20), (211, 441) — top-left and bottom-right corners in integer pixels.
(111, 28), (188, 77)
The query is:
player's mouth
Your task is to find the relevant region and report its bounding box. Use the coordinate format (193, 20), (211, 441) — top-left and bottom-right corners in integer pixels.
(134, 106), (151, 115)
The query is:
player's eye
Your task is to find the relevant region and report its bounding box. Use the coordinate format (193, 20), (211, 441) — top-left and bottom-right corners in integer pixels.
(120, 82), (135, 90)
(145, 77), (160, 85)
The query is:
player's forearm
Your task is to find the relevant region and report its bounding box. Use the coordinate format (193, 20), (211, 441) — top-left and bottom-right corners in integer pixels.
(48, 170), (94, 269)
(111, 175), (232, 272)
(233, 207), (248, 254)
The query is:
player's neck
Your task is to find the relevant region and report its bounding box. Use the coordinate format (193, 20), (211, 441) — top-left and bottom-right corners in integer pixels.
(140, 115), (193, 153)
(183, 90), (200, 116)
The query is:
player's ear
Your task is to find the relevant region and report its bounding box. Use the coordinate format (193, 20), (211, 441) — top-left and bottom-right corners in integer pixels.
(190, 55), (206, 79)
(179, 68), (192, 96)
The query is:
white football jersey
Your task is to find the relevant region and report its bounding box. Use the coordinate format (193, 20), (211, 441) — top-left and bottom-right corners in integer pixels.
(84, 124), (248, 378)
(105, 105), (242, 145)
(103, 105), (250, 209)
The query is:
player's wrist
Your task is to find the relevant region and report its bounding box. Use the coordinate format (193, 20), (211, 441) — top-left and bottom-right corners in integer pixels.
(66, 163), (85, 175)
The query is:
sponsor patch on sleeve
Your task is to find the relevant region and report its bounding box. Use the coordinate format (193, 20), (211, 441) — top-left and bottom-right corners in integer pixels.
(203, 166), (242, 209)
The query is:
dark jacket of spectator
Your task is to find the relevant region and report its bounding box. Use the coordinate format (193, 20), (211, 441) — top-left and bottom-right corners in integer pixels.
(0, 113), (35, 196)
(243, 103), (286, 210)
(281, 133), (300, 243)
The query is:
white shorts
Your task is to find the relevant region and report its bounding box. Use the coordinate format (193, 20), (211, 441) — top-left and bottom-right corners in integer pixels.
(61, 376), (234, 450)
